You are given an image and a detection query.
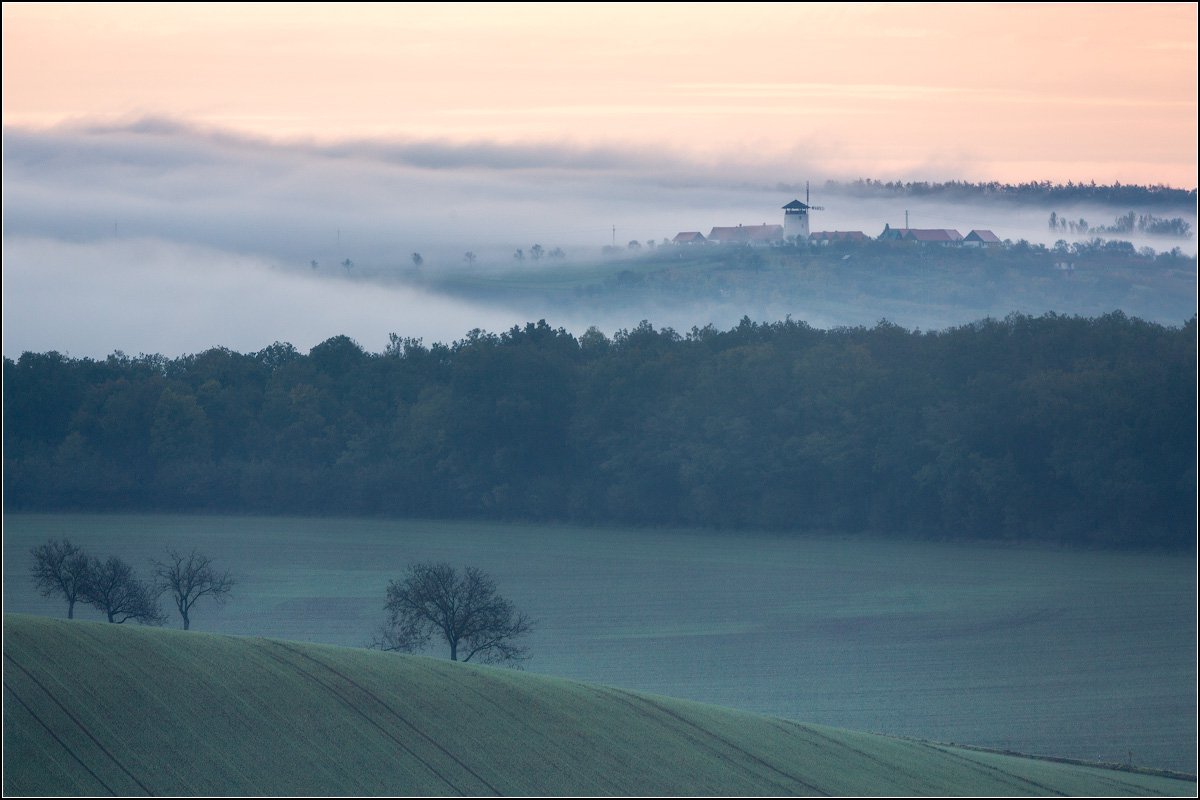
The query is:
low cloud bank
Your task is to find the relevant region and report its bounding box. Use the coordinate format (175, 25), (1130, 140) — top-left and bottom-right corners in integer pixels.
(4, 119), (1195, 357)
(1, 237), (527, 358)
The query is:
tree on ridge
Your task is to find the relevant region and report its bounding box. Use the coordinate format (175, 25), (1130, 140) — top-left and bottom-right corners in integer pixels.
(81, 556), (166, 625)
(29, 538), (91, 619)
(373, 562), (533, 665)
(154, 548), (234, 630)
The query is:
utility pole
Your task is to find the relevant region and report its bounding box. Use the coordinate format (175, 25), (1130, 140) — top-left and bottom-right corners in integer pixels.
(612, 225), (616, 246)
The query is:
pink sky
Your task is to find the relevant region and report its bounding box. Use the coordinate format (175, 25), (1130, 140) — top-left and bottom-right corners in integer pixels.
(3, 2), (1197, 185)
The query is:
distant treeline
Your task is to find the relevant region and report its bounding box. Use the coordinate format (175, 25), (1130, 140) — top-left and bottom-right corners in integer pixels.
(5, 313), (1196, 549)
(798, 179), (1197, 211)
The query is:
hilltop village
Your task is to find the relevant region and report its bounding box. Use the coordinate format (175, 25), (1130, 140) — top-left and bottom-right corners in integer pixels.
(672, 198), (1001, 248)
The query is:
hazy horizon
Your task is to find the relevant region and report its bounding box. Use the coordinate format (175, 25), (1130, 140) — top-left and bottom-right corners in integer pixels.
(5, 4), (1195, 185)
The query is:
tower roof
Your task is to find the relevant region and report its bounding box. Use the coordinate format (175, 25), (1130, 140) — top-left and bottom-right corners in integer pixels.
(782, 199), (810, 210)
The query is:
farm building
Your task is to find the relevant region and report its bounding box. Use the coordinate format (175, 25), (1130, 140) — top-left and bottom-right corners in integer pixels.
(668, 192), (1002, 250)
(964, 229), (1002, 247)
(674, 191), (824, 246)
(707, 224), (784, 245)
(879, 224), (964, 244)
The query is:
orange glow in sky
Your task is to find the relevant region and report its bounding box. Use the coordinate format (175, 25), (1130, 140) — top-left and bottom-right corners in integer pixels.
(3, 2), (1197, 185)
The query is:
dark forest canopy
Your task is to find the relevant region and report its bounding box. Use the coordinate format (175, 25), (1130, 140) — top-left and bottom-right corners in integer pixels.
(802, 179), (1197, 211)
(4, 312), (1196, 550)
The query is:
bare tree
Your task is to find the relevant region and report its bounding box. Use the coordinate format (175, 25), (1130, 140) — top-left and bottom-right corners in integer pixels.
(373, 562), (532, 665)
(30, 538), (92, 618)
(81, 556), (166, 624)
(153, 549), (234, 630)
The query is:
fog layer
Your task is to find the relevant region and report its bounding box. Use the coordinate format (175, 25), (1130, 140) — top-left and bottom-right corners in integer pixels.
(3, 121), (1195, 357)
(1, 237), (523, 358)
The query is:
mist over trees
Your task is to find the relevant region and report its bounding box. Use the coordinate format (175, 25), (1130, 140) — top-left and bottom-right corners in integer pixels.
(4, 313), (1195, 550)
(822, 179), (1196, 211)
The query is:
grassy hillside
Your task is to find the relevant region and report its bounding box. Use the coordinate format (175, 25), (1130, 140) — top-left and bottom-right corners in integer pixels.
(3, 615), (1194, 797)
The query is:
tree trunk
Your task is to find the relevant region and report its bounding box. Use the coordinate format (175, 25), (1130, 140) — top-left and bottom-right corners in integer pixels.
(67, 600), (74, 619)
(182, 612), (190, 631)
(107, 610), (115, 623)
(450, 640), (457, 661)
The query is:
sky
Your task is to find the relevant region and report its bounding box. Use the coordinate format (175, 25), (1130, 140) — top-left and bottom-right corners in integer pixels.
(2, 3), (1197, 357)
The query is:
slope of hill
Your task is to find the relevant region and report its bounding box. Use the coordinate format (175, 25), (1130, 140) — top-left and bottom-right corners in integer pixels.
(3, 615), (1194, 796)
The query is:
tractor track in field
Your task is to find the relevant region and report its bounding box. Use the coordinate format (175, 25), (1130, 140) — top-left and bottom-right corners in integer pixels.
(4, 680), (116, 796)
(254, 642), (465, 795)
(4, 651), (152, 796)
(1064, 770), (1183, 796)
(772, 719), (936, 789)
(593, 686), (828, 796)
(401, 659), (627, 793)
(263, 641), (502, 797)
(906, 740), (1183, 798)
(913, 739), (1067, 796)
(888, 737), (1192, 796)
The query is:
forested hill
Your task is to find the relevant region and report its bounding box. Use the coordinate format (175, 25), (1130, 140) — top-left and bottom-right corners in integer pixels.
(813, 178), (1197, 210)
(4, 312), (1196, 549)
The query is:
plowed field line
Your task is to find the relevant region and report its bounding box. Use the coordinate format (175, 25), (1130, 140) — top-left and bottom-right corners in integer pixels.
(776, 721), (932, 788)
(917, 743), (1178, 797)
(1074, 770), (1179, 796)
(254, 643), (465, 796)
(4, 652), (152, 796)
(269, 642), (502, 797)
(595, 686), (827, 796)
(403, 660), (618, 789)
(917, 740), (1066, 796)
(4, 681), (116, 796)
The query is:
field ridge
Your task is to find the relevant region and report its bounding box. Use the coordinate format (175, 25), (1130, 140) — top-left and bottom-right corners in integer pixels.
(3, 614), (1195, 796)
(886, 736), (1198, 783)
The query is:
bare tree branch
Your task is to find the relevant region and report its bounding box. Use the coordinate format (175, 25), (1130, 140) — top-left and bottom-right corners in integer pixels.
(153, 549), (234, 630)
(80, 556), (166, 625)
(372, 562), (533, 666)
(29, 539), (92, 619)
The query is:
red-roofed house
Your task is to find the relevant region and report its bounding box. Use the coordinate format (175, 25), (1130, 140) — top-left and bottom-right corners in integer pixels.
(707, 224), (783, 245)
(672, 231), (707, 244)
(964, 229), (1002, 247)
(879, 224), (963, 244)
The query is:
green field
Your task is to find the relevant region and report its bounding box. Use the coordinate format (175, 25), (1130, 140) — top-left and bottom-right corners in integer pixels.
(3, 513), (1195, 773)
(4, 615), (1194, 796)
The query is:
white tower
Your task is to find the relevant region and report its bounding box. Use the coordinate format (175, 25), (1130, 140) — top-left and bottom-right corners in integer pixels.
(782, 183), (824, 243)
